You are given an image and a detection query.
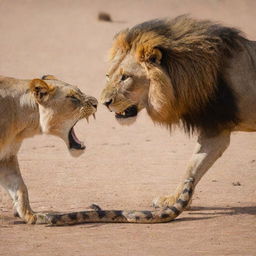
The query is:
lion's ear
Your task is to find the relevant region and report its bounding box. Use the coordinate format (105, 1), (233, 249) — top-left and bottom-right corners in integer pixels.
(41, 75), (57, 80)
(137, 47), (162, 65)
(147, 48), (162, 65)
(30, 79), (56, 103)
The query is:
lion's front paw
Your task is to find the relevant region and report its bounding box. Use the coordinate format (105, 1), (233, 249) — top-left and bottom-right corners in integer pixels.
(152, 194), (192, 210)
(152, 195), (177, 208)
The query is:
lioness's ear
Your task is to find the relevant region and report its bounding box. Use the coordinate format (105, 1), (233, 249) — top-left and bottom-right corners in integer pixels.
(41, 75), (57, 80)
(30, 79), (56, 103)
(137, 47), (162, 65)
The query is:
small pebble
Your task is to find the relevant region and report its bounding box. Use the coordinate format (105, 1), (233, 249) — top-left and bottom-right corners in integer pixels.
(232, 181), (241, 186)
(98, 12), (112, 22)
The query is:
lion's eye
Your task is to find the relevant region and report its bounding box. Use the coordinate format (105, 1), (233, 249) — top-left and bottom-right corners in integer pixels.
(120, 74), (130, 81)
(106, 74), (110, 81)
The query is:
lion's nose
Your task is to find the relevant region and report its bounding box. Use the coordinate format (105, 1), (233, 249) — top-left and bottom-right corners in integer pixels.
(103, 99), (112, 108)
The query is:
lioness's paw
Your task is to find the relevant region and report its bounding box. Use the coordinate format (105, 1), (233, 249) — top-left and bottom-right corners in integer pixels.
(31, 213), (51, 224)
(13, 209), (20, 218)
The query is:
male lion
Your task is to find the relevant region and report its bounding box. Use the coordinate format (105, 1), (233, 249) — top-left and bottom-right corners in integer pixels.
(99, 16), (256, 220)
(0, 75), (97, 224)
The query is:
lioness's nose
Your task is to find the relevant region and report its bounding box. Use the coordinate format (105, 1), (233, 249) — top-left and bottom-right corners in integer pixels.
(103, 99), (112, 108)
(86, 96), (98, 109)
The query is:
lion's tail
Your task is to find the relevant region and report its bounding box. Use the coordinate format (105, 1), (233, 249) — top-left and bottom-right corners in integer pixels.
(44, 178), (194, 225)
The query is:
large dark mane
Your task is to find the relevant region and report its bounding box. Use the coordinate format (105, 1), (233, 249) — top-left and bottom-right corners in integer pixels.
(111, 15), (245, 135)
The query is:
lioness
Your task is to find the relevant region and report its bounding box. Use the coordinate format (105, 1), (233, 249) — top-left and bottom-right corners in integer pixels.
(0, 75), (97, 224)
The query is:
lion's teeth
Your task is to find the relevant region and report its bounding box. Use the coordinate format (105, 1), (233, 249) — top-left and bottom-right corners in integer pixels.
(122, 112), (125, 115)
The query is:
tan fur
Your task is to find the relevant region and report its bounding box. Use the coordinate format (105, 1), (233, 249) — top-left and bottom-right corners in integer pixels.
(0, 75), (97, 224)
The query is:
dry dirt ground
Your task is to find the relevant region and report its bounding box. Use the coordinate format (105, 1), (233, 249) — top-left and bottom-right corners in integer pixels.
(0, 0), (256, 255)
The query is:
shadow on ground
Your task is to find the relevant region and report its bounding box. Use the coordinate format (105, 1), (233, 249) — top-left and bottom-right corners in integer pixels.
(188, 205), (256, 216)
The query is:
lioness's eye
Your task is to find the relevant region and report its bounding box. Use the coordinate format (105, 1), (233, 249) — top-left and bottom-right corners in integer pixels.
(106, 74), (110, 81)
(66, 95), (80, 103)
(120, 74), (130, 81)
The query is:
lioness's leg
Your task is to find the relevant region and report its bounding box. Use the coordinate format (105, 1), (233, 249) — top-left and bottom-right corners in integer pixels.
(0, 156), (46, 224)
(153, 130), (231, 208)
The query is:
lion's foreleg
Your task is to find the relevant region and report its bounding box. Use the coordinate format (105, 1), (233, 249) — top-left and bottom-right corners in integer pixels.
(153, 131), (231, 208)
(0, 156), (47, 224)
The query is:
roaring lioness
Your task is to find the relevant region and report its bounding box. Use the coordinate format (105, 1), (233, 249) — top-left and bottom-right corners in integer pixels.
(0, 75), (97, 224)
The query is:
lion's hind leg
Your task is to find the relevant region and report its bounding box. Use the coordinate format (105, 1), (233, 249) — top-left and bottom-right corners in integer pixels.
(0, 156), (48, 224)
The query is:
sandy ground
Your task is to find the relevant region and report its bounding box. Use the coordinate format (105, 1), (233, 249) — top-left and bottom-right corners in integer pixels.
(0, 0), (256, 255)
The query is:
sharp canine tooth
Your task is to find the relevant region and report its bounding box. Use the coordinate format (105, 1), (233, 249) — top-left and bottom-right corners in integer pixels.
(93, 113), (96, 119)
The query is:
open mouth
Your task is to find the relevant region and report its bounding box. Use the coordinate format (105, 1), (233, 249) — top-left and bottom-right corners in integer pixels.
(68, 125), (85, 150)
(115, 105), (138, 119)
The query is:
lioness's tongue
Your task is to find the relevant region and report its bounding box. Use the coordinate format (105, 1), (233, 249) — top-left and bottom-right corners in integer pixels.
(71, 128), (82, 144)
